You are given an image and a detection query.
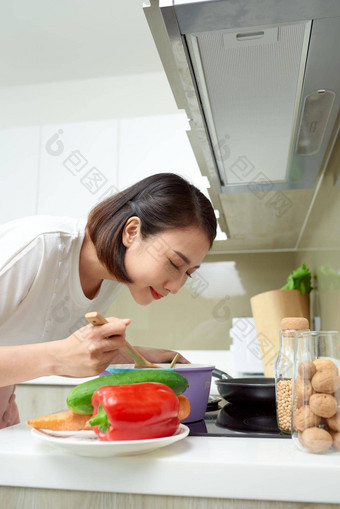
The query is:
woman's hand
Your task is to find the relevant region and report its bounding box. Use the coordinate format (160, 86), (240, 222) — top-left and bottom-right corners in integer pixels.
(0, 316), (132, 386)
(52, 316), (131, 377)
(136, 346), (189, 364)
(115, 346), (190, 364)
(0, 316), (189, 387)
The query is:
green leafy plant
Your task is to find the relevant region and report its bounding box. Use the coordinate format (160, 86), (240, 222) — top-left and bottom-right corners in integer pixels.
(282, 263), (312, 295)
(316, 264), (340, 291)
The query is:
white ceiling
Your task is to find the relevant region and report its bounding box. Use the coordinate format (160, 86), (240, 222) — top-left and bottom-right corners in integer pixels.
(0, 0), (163, 87)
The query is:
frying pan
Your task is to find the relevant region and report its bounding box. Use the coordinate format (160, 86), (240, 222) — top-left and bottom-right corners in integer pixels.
(212, 369), (275, 407)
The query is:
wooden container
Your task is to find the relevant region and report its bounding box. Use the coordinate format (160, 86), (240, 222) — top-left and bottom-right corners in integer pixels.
(250, 289), (310, 377)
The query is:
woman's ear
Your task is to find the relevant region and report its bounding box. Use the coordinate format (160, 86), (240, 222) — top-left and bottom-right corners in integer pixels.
(122, 216), (141, 247)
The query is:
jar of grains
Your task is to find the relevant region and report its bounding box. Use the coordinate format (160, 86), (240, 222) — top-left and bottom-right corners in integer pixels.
(275, 317), (310, 434)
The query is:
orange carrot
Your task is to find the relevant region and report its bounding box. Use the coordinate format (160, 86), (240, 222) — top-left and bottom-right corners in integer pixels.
(27, 410), (92, 431)
(177, 395), (191, 421)
(27, 398), (191, 430)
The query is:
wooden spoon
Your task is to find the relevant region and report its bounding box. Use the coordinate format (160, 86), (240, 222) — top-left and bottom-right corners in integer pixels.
(169, 352), (180, 368)
(84, 312), (161, 368)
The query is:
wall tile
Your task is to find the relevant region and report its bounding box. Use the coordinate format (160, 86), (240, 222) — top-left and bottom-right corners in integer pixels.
(38, 120), (118, 219)
(117, 112), (209, 196)
(0, 126), (40, 222)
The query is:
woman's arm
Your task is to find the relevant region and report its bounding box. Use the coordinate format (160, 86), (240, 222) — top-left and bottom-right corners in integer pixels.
(0, 316), (130, 387)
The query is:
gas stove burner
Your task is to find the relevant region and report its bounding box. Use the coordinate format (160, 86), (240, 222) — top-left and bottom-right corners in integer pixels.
(216, 403), (279, 433)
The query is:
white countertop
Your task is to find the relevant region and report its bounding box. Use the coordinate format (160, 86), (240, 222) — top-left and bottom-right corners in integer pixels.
(0, 423), (339, 503)
(12, 349), (340, 503)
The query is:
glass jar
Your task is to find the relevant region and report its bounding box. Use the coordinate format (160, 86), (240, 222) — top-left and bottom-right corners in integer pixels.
(275, 317), (309, 434)
(292, 330), (340, 454)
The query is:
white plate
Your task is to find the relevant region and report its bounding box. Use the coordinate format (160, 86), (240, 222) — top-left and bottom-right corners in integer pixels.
(31, 424), (190, 457)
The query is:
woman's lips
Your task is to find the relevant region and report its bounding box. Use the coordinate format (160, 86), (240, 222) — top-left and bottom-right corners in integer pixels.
(150, 287), (163, 300)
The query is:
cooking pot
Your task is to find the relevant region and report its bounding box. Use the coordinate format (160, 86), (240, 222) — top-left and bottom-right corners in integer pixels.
(103, 364), (215, 423)
(212, 369), (275, 407)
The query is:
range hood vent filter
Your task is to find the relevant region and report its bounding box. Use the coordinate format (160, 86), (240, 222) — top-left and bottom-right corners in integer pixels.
(186, 22), (311, 189)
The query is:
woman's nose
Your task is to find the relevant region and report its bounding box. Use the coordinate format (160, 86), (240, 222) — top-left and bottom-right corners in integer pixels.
(164, 275), (186, 295)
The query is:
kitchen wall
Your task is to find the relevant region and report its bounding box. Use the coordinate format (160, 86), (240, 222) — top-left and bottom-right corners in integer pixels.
(109, 162), (340, 350)
(1, 73), (339, 354)
(0, 72), (178, 129)
(295, 133), (340, 333)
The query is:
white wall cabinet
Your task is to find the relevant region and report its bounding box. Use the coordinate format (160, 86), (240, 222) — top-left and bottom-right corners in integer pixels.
(2, 113), (205, 223)
(38, 120), (119, 219)
(117, 112), (209, 197)
(0, 126), (40, 223)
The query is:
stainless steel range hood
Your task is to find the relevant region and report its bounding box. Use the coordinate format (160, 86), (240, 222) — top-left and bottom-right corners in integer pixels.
(144, 0), (340, 251)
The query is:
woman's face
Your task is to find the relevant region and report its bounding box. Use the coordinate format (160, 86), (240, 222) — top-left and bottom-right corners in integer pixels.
(122, 218), (211, 305)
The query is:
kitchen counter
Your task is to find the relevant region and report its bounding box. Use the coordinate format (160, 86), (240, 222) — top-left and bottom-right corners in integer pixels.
(0, 422), (339, 507)
(9, 349), (340, 507)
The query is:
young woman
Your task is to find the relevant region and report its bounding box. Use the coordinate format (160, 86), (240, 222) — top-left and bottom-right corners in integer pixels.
(0, 173), (217, 427)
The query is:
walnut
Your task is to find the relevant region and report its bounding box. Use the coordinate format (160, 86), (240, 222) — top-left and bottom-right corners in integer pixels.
(327, 410), (340, 431)
(298, 361), (316, 380)
(297, 431), (305, 447)
(294, 376), (312, 406)
(309, 393), (337, 418)
(293, 405), (321, 432)
(311, 371), (340, 394)
(335, 387), (340, 403)
(301, 427), (333, 453)
(313, 359), (339, 375)
(330, 431), (340, 451)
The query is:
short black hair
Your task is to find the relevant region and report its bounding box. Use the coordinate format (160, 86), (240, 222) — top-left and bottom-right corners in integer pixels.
(87, 173), (217, 282)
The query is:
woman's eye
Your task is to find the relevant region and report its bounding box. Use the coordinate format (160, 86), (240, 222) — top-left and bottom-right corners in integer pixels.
(169, 259), (192, 278)
(169, 260), (179, 270)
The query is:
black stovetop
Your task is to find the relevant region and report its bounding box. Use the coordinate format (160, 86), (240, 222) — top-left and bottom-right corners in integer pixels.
(186, 398), (291, 439)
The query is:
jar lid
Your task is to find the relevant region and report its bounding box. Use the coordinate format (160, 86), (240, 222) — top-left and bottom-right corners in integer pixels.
(281, 317), (309, 330)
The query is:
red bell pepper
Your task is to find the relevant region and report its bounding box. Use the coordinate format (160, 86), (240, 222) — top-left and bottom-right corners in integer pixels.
(88, 382), (180, 441)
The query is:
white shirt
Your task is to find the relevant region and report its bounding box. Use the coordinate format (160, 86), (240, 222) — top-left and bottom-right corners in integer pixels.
(0, 215), (121, 428)
(0, 215), (121, 346)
